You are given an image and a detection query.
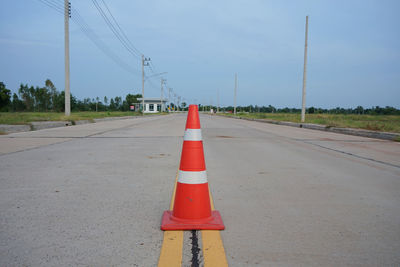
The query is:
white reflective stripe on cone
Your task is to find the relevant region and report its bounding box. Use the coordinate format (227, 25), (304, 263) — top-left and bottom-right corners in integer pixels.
(183, 129), (202, 141)
(178, 170), (208, 184)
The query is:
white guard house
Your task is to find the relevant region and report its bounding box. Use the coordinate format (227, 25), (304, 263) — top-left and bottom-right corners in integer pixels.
(137, 98), (168, 113)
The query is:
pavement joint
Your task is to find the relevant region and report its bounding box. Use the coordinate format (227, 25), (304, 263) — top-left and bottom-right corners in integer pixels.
(2, 114), (399, 265)
(0, 116), (173, 156)
(189, 230), (202, 267)
(303, 140), (400, 169)
(293, 139), (386, 143)
(3, 136), (182, 139)
(219, 114), (400, 141)
(0, 138), (72, 157)
(230, 119), (399, 169)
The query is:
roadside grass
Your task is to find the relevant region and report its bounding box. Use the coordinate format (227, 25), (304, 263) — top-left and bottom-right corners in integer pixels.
(0, 111), (156, 125)
(221, 113), (400, 133)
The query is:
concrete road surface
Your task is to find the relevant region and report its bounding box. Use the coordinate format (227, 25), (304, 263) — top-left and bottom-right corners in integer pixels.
(0, 114), (399, 266)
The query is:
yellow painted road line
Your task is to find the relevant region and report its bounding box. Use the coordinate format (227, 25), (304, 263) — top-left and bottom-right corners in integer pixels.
(201, 191), (229, 267)
(158, 231), (183, 267)
(158, 174), (184, 267)
(158, 175), (228, 266)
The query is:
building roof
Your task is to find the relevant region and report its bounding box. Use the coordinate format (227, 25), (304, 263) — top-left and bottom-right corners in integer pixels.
(137, 98), (168, 103)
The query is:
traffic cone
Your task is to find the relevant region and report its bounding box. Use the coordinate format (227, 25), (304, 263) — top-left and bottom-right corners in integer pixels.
(161, 104), (225, 230)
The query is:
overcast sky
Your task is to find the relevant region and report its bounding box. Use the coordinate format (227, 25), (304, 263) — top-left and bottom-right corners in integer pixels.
(1, 0), (399, 108)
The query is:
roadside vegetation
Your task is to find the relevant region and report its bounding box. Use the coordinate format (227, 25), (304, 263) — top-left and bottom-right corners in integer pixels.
(0, 80), (145, 113)
(1, 80), (399, 133)
(221, 113), (400, 133)
(0, 80), (174, 125)
(0, 111), (145, 125)
(199, 104), (400, 134)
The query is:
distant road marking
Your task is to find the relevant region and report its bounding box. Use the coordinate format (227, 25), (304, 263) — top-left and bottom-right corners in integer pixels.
(158, 174), (183, 267)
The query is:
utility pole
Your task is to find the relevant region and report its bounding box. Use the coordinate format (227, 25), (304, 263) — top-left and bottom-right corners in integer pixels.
(234, 73), (237, 115)
(172, 93), (175, 112)
(173, 93), (176, 112)
(141, 55), (144, 114)
(177, 96), (180, 111)
(141, 55), (150, 114)
(160, 78), (166, 112)
(64, 0), (71, 116)
(168, 88), (172, 111)
(301, 16), (309, 123)
(217, 89), (220, 113)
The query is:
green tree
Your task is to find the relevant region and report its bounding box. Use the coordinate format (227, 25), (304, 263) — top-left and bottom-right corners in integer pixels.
(355, 106), (364, 114)
(12, 93), (25, 111)
(29, 86), (36, 111)
(35, 86), (52, 111)
(125, 94), (141, 105)
(266, 105), (276, 113)
(45, 79), (57, 111)
(114, 96), (122, 110)
(124, 94), (141, 111)
(53, 91), (65, 111)
(18, 84), (34, 111)
(53, 91), (77, 111)
(109, 98), (116, 111)
(0, 82), (11, 111)
(95, 97), (100, 112)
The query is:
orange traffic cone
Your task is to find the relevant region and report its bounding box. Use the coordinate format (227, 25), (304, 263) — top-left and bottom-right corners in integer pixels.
(161, 104), (225, 230)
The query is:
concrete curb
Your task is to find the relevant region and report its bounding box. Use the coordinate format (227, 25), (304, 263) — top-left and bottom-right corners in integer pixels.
(0, 124), (31, 133)
(93, 116), (138, 122)
(0, 115), (154, 134)
(218, 115), (400, 141)
(73, 119), (94, 125)
(30, 121), (72, 131)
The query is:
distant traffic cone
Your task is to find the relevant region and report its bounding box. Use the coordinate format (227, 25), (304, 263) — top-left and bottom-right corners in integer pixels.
(161, 105), (225, 230)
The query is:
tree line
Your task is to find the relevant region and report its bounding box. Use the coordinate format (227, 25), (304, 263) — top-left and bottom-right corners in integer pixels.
(0, 80), (142, 112)
(201, 105), (400, 115)
(1, 80), (399, 115)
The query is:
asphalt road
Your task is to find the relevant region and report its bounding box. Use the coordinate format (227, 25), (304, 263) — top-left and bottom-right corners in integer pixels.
(1, 114), (399, 266)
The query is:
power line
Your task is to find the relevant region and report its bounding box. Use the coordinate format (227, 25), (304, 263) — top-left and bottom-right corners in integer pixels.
(71, 8), (141, 76)
(36, 0), (172, 92)
(91, 0), (165, 86)
(99, 0), (142, 56)
(92, 0), (141, 60)
(36, 0), (141, 76)
(146, 77), (159, 91)
(148, 62), (155, 73)
(36, 0), (63, 14)
(94, 0), (165, 80)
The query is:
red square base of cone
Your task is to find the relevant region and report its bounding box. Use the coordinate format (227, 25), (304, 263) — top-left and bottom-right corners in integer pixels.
(161, 210), (225, 230)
